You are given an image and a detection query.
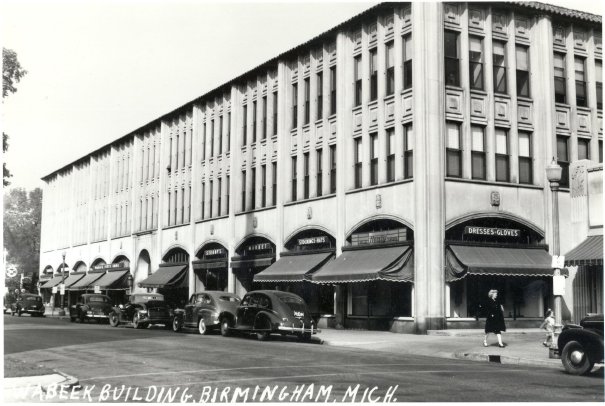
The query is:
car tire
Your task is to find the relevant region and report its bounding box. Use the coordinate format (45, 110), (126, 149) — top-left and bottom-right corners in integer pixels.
(255, 318), (271, 341)
(172, 317), (182, 332)
(132, 313), (142, 329)
(561, 340), (594, 375)
(70, 316), (76, 322)
(17, 310), (22, 317)
(198, 318), (208, 335)
(220, 317), (231, 337)
(109, 312), (120, 327)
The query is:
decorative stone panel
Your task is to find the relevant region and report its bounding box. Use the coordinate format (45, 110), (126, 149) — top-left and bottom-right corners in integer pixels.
(291, 61), (298, 82)
(402, 92), (413, 119)
(595, 33), (602, 58)
(515, 16), (530, 40)
(384, 14), (394, 40)
(570, 161), (590, 198)
(577, 111), (592, 134)
(445, 88), (463, 120)
(468, 8), (484, 33)
(402, 7), (412, 31)
(599, 113), (603, 135)
(272, 140), (278, 159)
(328, 42), (337, 64)
(291, 134), (298, 152)
(330, 119), (337, 140)
(555, 106), (571, 132)
(353, 109), (363, 133)
(385, 98), (395, 124)
(517, 100), (533, 127)
(494, 97), (511, 125)
(316, 124), (324, 144)
(443, 3), (460, 27)
(303, 55), (311, 76)
(315, 48), (323, 67)
(553, 25), (566, 47)
(353, 29), (362, 52)
(368, 23), (378, 46)
(470, 93), (487, 122)
(573, 28), (586, 52)
(492, 12), (507, 36)
(303, 126), (310, 148)
(369, 104), (378, 129)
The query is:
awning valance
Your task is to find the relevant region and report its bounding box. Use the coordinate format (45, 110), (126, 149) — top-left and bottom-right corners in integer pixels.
(445, 244), (566, 282)
(311, 246), (413, 283)
(92, 270), (130, 290)
(192, 260), (228, 270)
(62, 272), (86, 288)
(564, 235), (603, 266)
(68, 272), (105, 290)
(230, 256), (275, 269)
(139, 265), (188, 288)
(253, 252), (333, 282)
(40, 275), (65, 289)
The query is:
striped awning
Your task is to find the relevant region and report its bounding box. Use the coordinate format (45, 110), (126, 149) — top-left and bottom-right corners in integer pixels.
(565, 235), (603, 266)
(40, 275), (65, 289)
(68, 272), (105, 290)
(254, 252), (333, 282)
(62, 272), (86, 288)
(230, 256), (275, 269)
(139, 265), (188, 288)
(91, 270), (130, 290)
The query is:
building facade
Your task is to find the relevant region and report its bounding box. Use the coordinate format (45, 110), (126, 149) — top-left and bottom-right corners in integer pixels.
(39, 2), (603, 333)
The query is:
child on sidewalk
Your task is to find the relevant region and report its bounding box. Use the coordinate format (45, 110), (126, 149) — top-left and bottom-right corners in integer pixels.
(539, 309), (555, 347)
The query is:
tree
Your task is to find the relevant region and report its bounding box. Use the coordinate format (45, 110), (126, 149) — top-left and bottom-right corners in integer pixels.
(4, 188), (42, 294)
(3, 47), (28, 186)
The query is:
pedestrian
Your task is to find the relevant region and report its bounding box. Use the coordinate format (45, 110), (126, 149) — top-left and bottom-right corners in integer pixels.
(539, 309), (555, 347)
(483, 289), (506, 348)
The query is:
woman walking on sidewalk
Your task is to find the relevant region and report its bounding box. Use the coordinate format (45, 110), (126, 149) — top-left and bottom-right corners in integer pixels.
(483, 289), (506, 348)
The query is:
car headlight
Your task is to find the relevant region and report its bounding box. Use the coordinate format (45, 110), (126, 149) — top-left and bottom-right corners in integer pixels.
(138, 310), (147, 314)
(86, 311), (93, 315)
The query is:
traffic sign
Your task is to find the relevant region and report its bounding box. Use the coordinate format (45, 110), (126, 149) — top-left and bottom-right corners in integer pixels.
(6, 266), (17, 278)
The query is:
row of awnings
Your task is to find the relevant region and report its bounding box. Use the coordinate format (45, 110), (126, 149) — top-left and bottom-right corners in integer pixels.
(40, 270), (131, 291)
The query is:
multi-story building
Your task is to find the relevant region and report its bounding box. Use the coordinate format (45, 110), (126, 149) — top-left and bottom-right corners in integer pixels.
(39, 2), (603, 333)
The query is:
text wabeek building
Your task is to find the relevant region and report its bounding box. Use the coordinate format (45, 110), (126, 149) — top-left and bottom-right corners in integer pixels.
(39, 2), (603, 333)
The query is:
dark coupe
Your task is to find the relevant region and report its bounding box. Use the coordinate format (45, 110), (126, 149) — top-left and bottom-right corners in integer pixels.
(70, 294), (113, 323)
(109, 293), (173, 329)
(558, 313), (604, 375)
(231, 290), (319, 341)
(11, 293), (45, 317)
(172, 291), (240, 335)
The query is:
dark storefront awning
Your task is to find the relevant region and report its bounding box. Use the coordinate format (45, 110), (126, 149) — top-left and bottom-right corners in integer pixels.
(445, 244), (567, 282)
(40, 275), (65, 289)
(253, 252), (333, 282)
(62, 272), (86, 288)
(312, 246), (413, 283)
(68, 272), (105, 290)
(91, 270), (130, 290)
(230, 256), (275, 269)
(565, 235), (603, 266)
(139, 265), (188, 288)
(192, 260), (227, 270)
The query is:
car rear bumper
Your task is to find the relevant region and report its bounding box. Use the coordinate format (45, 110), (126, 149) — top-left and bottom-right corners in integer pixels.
(86, 314), (109, 319)
(140, 316), (172, 324)
(278, 325), (320, 334)
(23, 309), (44, 314)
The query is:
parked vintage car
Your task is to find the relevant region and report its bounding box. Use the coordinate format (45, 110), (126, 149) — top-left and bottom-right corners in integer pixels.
(108, 293), (173, 329)
(11, 293), (45, 317)
(231, 290), (319, 341)
(70, 294), (113, 323)
(172, 291), (240, 335)
(557, 313), (604, 375)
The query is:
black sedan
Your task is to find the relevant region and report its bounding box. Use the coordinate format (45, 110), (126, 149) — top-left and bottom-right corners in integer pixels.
(70, 294), (113, 323)
(230, 290), (319, 341)
(172, 291), (240, 335)
(109, 293), (173, 329)
(558, 313), (604, 375)
(11, 293), (45, 317)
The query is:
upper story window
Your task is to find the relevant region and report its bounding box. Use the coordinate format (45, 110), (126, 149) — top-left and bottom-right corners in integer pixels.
(469, 36), (484, 90)
(330, 144), (337, 194)
(261, 165), (267, 207)
(291, 156), (298, 201)
(575, 57), (587, 107)
(596, 60), (603, 110)
(272, 162), (277, 205)
(370, 48), (378, 101)
(303, 152), (310, 199)
(403, 35), (412, 90)
(354, 55), (363, 106)
(317, 72), (323, 120)
(444, 31), (460, 86)
(495, 129), (509, 182)
(446, 122), (461, 177)
(554, 53), (566, 104)
(354, 137), (363, 188)
(330, 66), (337, 115)
(208, 181), (213, 218)
(370, 132), (378, 186)
(262, 96), (267, 140)
(304, 77), (310, 125)
(252, 100), (257, 143)
(219, 116), (223, 155)
(599, 140), (603, 163)
(516, 45), (530, 97)
(493, 41), (507, 94)
(292, 83), (298, 129)
(316, 148), (323, 197)
(404, 124), (413, 179)
(386, 128), (395, 182)
(557, 135), (570, 188)
(209, 119), (214, 157)
(386, 42), (395, 96)
(241, 170), (246, 212)
(250, 167), (256, 210)
(471, 126), (486, 180)
(217, 178), (222, 216)
(242, 104), (248, 145)
(226, 112), (231, 152)
(272, 91), (278, 135)
(577, 137), (590, 160)
(518, 131), (533, 185)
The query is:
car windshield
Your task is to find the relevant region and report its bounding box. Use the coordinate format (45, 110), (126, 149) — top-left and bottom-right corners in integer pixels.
(89, 296), (110, 303)
(23, 296), (42, 302)
(219, 296), (240, 303)
(276, 294), (307, 313)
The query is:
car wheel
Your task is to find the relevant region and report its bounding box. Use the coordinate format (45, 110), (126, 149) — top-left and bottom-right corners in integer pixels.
(75, 312), (83, 323)
(172, 317), (182, 332)
(220, 317), (231, 337)
(132, 313), (142, 329)
(70, 316), (75, 322)
(198, 318), (208, 335)
(561, 340), (594, 375)
(256, 318), (271, 341)
(109, 312), (120, 327)
(17, 310), (22, 317)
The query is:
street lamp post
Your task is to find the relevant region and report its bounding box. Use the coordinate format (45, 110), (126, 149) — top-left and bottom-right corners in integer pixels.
(545, 157), (563, 348)
(60, 252), (67, 316)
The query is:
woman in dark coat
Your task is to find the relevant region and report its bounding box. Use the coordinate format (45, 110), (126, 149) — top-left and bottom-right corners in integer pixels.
(484, 289), (506, 348)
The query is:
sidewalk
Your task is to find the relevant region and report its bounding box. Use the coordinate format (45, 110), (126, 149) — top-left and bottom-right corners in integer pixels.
(318, 328), (563, 370)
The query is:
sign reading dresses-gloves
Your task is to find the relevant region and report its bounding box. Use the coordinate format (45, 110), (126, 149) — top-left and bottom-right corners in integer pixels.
(464, 226), (520, 237)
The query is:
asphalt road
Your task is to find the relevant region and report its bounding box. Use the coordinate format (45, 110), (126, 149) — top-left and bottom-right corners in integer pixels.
(4, 315), (604, 402)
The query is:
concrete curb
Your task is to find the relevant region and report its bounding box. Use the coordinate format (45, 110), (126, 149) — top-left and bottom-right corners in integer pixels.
(42, 370), (81, 392)
(453, 351), (562, 370)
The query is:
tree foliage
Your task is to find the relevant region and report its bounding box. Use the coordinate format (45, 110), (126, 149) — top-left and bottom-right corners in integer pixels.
(4, 188), (42, 295)
(3, 47), (27, 187)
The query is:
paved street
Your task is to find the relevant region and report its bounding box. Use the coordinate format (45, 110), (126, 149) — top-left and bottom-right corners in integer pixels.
(4, 315), (604, 402)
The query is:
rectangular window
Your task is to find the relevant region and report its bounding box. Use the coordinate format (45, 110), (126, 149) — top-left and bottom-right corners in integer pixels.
(272, 162), (277, 205)
(599, 140), (603, 163)
(386, 42), (395, 95)
(370, 132), (378, 185)
(272, 91), (278, 135)
(354, 137), (363, 188)
(386, 128), (395, 182)
(252, 100), (257, 143)
(554, 53), (566, 104)
(578, 138), (590, 160)
(444, 31), (460, 86)
(575, 57), (587, 107)
(370, 48), (378, 101)
(469, 36), (484, 90)
(262, 96), (267, 140)
(495, 129), (509, 182)
(471, 126), (486, 180)
(251, 167), (256, 209)
(557, 136), (570, 188)
(403, 35), (412, 90)
(217, 178), (222, 216)
(226, 175), (230, 214)
(303, 152), (310, 199)
(596, 61), (603, 110)
(446, 122), (462, 177)
(210, 120), (214, 157)
(291, 156), (298, 201)
(316, 148), (323, 197)
(304, 78), (310, 125)
(261, 165), (267, 207)
(330, 66), (337, 115)
(209, 181), (213, 218)
(330, 144), (337, 193)
(226, 112), (231, 152)
(516, 45), (530, 97)
(354, 55), (362, 106)
(493, 41), (507, 94)
(241, 170), (246, 212)
(404, 124), (413, 179)
(292, 83), (298, 129)
(518, 131), (533, 184)
(317, 72), (323, 120)
(242, 104), (248, 145)
(219, 116), (223, 155)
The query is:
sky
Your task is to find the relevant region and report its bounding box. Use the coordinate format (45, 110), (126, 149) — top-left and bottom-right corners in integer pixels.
(1, 0), (603, 192)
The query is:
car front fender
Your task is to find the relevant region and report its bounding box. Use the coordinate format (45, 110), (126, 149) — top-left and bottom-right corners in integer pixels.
(558, 328), (605, 363)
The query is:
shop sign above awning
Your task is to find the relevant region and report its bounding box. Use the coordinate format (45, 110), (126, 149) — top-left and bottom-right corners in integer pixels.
(312, 245), (413, 283)
(445, 244), (567, 282)
(230, 256), (275, 269)
(68, 272), (105, 291)
(91, 270), (130, 290)
(564, 235), (603, 266)
(139, 265), (188, 288)
(40, 274), (65, 289)
(62, 272), (86, 288)
(253, 252), (333, 282)
(192, 259), (228, 270)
